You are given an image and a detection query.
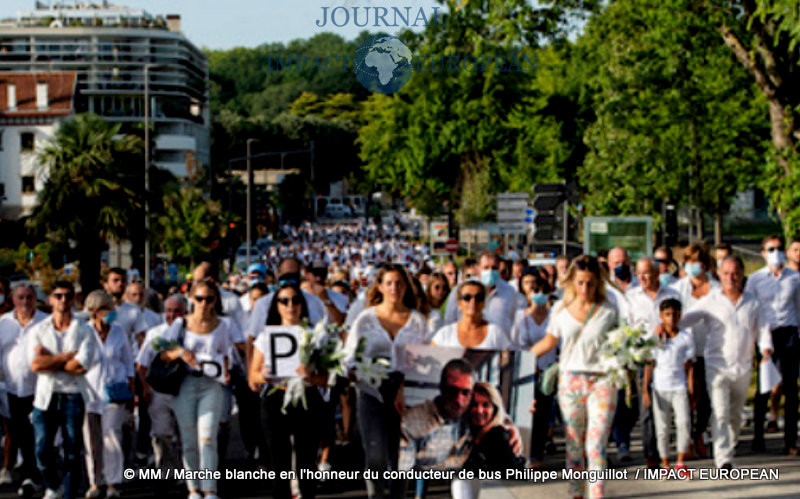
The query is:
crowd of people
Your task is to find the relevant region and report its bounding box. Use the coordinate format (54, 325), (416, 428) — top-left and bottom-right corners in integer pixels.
(0, 221), (797, 499)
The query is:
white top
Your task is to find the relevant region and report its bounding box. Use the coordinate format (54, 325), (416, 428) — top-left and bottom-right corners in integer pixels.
(136, 321), (171, 369)
(605, 283), (629, 322)
(680, 288), (774, 376)
(162, 317), (239, 384)
(116, 302), (147, 343)
(240, 292), (252, 314)
(669, 276), (721, 355)
(744, 266), (800, 329)
(430, 322), (511, 350)
(26, 315), (97, 411)
(0, 310), (48, 397)
(443, 279), (522, 333)
(220, 289), (248, 332)
(625, 285), (681, 336)
(85, 324), (135, 413)
(510, 309), (556, 370)
(547, 300), (618, 373)
(652, 329), (695, 392)
(345, 294), (367, 329)
(343, 307), (428, 400)
(427, 309), (444, 339)
(246, 290), (328, 339)
(142, 308), (163, 331)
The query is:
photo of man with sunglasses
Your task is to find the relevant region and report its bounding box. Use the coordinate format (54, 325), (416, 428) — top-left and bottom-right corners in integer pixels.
(27, 281), (96, 499)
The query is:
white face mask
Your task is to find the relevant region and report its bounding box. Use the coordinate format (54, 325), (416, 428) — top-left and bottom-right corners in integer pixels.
(766, 250), (786, 268)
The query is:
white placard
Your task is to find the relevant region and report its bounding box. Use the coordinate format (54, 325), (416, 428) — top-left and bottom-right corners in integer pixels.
(759, 360), (782, 394)
(258, 326), (303, 378)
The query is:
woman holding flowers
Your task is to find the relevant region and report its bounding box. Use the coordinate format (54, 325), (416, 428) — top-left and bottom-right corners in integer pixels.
(248, 281), (326, 499)
(531, 255), (619, 499)
(343, 264), (428, 499)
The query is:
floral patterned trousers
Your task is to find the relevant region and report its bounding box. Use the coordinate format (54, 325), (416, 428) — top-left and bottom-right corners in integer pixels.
(558, 372), (617, 498)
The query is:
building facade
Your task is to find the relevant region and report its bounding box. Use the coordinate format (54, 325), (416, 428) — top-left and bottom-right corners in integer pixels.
(0, 1), (209, 220)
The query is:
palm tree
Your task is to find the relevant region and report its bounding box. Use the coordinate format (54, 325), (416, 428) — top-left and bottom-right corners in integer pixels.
(28, 113), (143, 294)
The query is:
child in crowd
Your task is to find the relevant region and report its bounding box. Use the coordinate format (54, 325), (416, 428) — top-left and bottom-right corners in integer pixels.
(644, 298), (695, 473)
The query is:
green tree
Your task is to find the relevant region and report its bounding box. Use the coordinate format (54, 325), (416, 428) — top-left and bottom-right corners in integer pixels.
(576, 0), (769, 242)
(157, 183), (227, 266)
(28, 113), (143, 294)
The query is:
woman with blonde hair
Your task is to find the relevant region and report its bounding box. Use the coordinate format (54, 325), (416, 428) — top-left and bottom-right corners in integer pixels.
(532, 255), (618, 499)
(343, 264), (428, 499)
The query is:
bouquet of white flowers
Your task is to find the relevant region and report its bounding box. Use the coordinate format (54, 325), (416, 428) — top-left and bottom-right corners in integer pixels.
(274, 320), (348, 413)
(599, 323), (659, 407)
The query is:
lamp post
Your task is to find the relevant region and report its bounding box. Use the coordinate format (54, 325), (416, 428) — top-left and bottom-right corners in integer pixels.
(246, 138), (255, 269)
(144, 63), (165, 289)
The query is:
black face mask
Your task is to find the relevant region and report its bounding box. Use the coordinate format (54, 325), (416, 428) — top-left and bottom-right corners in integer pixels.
(613, 265), (632, 282)
(278, 271), (301, 286)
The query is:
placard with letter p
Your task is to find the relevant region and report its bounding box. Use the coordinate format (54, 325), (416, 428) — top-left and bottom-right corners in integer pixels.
(258, 326), (303, 378)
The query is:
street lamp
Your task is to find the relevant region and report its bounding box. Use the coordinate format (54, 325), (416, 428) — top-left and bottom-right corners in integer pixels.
(144, 63), (166, 289)
(246, 138), (255, 269)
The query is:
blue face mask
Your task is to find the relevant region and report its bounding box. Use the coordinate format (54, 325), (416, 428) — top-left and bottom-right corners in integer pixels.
(684, 262), (703, 278)
(530, 292), (548, 307)
(102, 310), (117, 325)
(480, 269), (499, 287)
(267, 284), (277, 293)
(613, 265), (631, 282)
(658, 273), (673, 289)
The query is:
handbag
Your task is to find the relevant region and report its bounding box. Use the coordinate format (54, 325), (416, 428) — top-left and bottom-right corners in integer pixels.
(105, 382), (133, 403)
(146, 319), (188, 396)
(539, 303), (598, 396)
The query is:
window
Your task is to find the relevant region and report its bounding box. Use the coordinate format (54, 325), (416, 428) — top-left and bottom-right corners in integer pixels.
(20, 132), (34, 152)
(36, 82), (48, 109)
(6, 83), (16, 110)
(21, 176), (34, 194)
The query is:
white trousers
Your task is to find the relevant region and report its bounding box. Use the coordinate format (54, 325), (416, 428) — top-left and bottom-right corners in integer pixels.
(707, 369), (750, 468)
(82, 403), (130, 486)
(653, 388), (691, 458)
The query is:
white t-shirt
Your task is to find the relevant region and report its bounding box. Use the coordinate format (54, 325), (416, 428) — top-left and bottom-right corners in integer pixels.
(136, 321), (171, 369)
(85, 324), (135, 413)
(116, 302), (147, 343)
(0, 310), (48, 398)
(652, 329), (695, 392)
(510, 309), (557, 370)
(547, 300), (618, 373)
(430, 322), (511, 350)
(162, 317), (239, 384)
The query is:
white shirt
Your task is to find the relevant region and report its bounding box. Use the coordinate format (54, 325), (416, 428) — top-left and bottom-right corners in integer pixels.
(162, 317), (239, 384)
(605, 283), (630, 322)
(547, 300), (618, 373)
(443, 279), (520, 333)
(343, 307), (428, 400)
(220, 289), (248, 332)
(136, 321), (172, 369)
(116, 302), (147, 344)
(0, 310), (48, 397)
(142, 308), (163, 330)
(85, 324), (135, 413)
(430, 322), (511, 350)
(744, 266), (800, 329)
(246, 290), (328, 339)
(669, 276), (721, 355)
(510, 310), (556, 370)
(345, 295), (367, 329)
(625, 284), (681, 335)
(27, 315), (97, 411)
(652, 329), (695, 392)
(680, 289), (774, 376)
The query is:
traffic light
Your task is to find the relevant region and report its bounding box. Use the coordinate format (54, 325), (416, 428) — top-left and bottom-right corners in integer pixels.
(532, 183), (567, 243)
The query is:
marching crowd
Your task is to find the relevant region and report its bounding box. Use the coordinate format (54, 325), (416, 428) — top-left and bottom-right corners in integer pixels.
(0, 221), (798, 499)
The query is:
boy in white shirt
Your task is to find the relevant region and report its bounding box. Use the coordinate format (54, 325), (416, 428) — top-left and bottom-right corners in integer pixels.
(644, 298), (695, 474)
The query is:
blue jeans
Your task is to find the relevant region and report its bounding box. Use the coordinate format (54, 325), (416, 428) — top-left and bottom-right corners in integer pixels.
(32, 393), (85, 499)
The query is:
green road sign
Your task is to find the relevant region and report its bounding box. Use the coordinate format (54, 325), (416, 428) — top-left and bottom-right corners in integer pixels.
(583, 216), (653, 262)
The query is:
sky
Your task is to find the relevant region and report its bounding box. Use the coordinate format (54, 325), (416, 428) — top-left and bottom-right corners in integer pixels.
(1, 0), (438, 50)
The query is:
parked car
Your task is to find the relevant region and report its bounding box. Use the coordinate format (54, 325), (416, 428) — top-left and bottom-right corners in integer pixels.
(324, 204), (352, 218)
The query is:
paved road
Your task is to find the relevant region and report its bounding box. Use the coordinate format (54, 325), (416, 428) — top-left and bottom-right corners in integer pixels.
(0, 415), (795, 498)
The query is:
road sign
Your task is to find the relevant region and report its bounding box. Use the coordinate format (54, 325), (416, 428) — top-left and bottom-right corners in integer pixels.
(445, 239), (459, 253)
(430, 220), (450, 255)
(583, 216), (653, 261)
(496, 192), (530, 234)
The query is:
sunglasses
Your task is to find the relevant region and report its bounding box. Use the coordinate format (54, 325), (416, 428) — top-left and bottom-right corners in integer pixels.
(442, 385), (473, 398)
(194, 295), (215, 304)
(276, 296), (302, 306)
(460, 293), (485, 303)
(52, 292), (74, 300)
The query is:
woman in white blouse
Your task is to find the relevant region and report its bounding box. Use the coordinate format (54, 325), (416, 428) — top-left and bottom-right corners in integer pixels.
(531, 255), (618, 499)
(343, 264), (428, 499)
(159, 281), (240, 499)
(669, 242), (719, 458)
(431, 281), (511, 350)
(425, 271), (450, 334)
(83, 290), (135, 499)
(510, 272), (555, 465)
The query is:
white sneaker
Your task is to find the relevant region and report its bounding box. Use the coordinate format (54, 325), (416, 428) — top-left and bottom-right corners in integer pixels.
(188, 493), (203, 499)
(0, 468), (13, 484)
(318, 461), (332, 481)
(43, 489), (62, 499)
